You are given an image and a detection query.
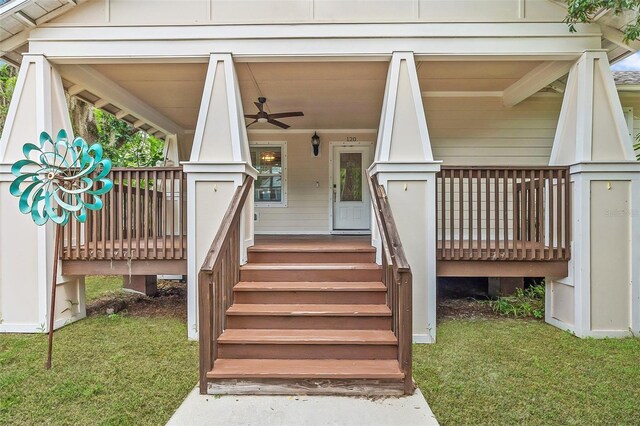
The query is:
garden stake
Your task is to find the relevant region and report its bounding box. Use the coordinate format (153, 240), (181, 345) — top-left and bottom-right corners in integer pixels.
(45, 222), (62, 370)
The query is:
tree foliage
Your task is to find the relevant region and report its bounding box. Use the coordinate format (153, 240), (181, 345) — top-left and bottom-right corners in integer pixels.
(0, 64), (17, 136)
(565, 1), (640, 41)
(93, 109), (164, 168)
(0, 63), (164, 168)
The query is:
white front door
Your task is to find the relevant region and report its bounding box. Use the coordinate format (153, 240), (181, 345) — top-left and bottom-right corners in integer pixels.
(332, 146), (371, 230)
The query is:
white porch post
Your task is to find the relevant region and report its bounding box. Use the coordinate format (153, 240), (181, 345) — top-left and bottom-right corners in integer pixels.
(0, 54), (85, 333)
(183, 54), (256, 340)
(370, 52), (441, 343)
(547, 51), (640, 338)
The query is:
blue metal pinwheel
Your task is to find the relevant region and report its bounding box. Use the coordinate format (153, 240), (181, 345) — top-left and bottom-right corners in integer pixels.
(8, 128), (113, 370)
(9, 129), (112, 226)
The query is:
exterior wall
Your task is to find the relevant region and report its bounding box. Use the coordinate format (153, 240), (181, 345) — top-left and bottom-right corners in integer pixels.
(50, 0), (567, 26)
(427, 95), (562, 166)
(249, 96), (564, 234)
(548, 281), (575, 326)
(250, 131), (375, 234)
(427, 95), (563, 241)
(589, 180), (631, 331)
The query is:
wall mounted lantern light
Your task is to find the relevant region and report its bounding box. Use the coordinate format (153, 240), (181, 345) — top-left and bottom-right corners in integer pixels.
(311, 131), (320, 157)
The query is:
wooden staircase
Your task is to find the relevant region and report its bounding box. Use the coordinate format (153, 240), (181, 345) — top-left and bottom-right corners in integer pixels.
(205, 243), (408, 395)
(198, 175), (412, 396)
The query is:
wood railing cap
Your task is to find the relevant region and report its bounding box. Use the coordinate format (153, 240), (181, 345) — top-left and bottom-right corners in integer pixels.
(110, 166), (184, 172)
(200, 176), (254, 273)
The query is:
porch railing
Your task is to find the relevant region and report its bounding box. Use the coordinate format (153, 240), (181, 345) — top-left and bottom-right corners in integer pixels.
(436, 166), (571, 262)
(61, 167), (186, 261)
(367, 171), (413, 395)
(198, 175), (254, 394)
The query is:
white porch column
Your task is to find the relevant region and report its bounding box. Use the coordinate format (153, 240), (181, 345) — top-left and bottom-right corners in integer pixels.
(162, 134), (180, 165)
(0, 55), (85, 333)
(547, 51), (640, 338)
(370, 52), (441, 343)
(183, 54), (256, 340)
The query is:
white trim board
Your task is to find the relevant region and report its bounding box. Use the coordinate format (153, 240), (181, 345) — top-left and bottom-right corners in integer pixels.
(27, 23), (602, 61)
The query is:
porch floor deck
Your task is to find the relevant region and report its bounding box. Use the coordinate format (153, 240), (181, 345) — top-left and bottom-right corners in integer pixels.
(253, 235), (568, 278)
(253, 235), (373, 252)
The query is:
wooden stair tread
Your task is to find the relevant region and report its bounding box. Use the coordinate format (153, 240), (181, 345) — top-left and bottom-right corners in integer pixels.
(227, 304), (391, 316)
(207, 359), (404, 379)
(248, 246), (375, 253)
(218, 329), (397, 345)
(240, 263), (381, 270)
(234, 281), (386, 292)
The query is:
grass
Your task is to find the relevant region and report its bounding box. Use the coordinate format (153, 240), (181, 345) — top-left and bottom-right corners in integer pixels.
(414, 318), (640, 425)
(0, 277), (198, 426)
(3, 277), (639, 425)
(84, 275), (124, 302)
(490, 284), (545, 319)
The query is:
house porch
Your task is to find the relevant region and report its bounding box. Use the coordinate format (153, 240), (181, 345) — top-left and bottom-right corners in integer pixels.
(0, 27), (638, 356)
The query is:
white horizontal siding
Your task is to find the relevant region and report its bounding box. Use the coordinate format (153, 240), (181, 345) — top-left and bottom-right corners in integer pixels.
(250, 131), (376, 234)
(426, 95), (563, 166)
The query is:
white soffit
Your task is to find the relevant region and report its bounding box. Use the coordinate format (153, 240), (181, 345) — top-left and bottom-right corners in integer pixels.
(0, 0), (84, 66)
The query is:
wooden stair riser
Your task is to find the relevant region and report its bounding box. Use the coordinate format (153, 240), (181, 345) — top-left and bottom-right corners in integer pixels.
(227, 316), (392, 330)
(248, 251), (375, 264)
(240, 267), (382, 282)
(233, 290), (386, 304)
(218, 344), (397, 360)
(206, 379), (405, 396)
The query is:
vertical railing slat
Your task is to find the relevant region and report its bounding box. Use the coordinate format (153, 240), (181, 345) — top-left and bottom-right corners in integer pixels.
(458, 169), (464, 260)
(152, 169), (158, 260)
(494, 169), (499, 256)
(502, 169), (508, 257)
(468, 169), (474, 258)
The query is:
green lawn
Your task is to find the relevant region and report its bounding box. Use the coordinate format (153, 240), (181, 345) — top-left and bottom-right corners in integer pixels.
(414, 319), (640, 425)
(84, 275), (124, 302)
(2, 278), (639, 425)
(0, 277), (197, 426)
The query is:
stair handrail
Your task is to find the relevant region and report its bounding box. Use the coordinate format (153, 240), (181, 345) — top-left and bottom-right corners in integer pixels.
(198, 175), (254, 394)
(366, 170), (413, 395)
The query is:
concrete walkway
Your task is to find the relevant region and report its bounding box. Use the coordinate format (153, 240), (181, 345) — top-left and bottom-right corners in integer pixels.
(167, 387), (439, 426)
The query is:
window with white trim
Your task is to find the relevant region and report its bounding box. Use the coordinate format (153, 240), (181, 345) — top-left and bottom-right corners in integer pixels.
(250, 142), (287, 207)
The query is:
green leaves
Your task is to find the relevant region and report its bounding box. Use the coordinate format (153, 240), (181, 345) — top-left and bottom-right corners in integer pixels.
(490, 283), (546, 319)
(93, 109), (165, 168)
(0, 64), (17, 137)
(565, 1), (640, 42)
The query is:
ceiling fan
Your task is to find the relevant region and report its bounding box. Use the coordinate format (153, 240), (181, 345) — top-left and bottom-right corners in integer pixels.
(244, 97), (304, 129)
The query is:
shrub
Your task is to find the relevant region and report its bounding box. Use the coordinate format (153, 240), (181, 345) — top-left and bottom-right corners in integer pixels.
(490, 284), (545, 319)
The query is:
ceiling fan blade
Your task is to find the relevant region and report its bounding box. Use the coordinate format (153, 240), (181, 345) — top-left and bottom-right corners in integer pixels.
(268, 112), (304, 119)
(246, 119), (258, 128)
(268, 119), (290, 129)
(254, 102), (264, 112)
(244, 114), (259, 119)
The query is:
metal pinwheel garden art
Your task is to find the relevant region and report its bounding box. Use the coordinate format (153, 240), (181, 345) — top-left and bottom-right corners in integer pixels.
(9, 129), (112, 369)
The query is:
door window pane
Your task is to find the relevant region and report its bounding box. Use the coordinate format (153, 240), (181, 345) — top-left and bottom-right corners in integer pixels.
(340, 153), (362, 202)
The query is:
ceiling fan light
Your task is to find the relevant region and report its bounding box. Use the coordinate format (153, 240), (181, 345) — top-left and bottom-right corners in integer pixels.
(257, 117), (268, 123)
